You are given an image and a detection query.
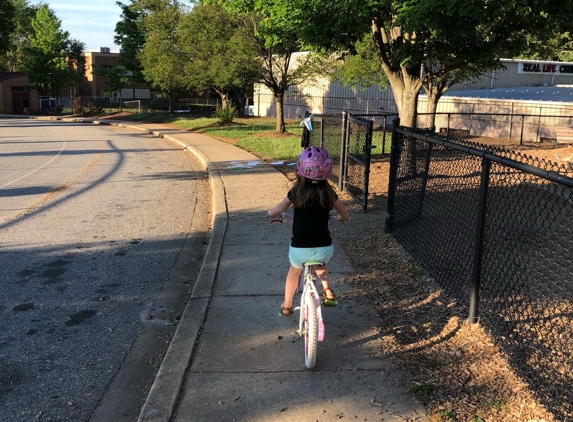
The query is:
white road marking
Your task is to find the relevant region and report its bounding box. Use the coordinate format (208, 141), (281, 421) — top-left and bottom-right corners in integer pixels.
(1, 128), (67, 189)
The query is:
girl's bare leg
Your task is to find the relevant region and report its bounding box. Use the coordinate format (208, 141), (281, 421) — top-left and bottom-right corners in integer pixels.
(314, 265), (335, 300)
(282, 265), (302, 314)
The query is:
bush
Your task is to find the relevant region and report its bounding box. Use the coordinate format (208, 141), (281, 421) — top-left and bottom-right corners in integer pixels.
(213, 105), (238, 124)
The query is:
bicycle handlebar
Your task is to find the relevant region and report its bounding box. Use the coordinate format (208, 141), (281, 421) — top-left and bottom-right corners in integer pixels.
(269, 212), (343, 223)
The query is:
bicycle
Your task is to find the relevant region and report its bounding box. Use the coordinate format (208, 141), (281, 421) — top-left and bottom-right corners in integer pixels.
(270, 211), (339, 368)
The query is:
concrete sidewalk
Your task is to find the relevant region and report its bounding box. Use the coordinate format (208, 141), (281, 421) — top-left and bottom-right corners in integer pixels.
(13, 116), (428, 421)
(126, 121), (428, 422)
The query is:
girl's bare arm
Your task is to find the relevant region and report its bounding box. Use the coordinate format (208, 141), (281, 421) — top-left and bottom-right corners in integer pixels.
(267, 197), (292, 218)
(333, 199), (350, 221)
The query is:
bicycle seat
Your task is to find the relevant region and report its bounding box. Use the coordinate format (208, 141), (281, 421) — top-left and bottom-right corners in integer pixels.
(303, 260), (324, 266)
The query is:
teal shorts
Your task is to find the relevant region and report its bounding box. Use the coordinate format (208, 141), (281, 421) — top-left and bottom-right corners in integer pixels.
(288, 244), (334, 269)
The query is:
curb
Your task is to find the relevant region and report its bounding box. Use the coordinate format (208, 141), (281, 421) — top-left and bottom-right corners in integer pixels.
(5, 115), (227, 421)
(136, 135), (228, 421)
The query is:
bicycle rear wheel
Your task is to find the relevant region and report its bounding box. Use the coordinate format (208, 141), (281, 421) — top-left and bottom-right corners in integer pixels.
(303, 289), (318, 368)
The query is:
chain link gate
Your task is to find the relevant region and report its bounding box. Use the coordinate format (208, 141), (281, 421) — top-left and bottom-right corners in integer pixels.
(305, 113), (374, 211)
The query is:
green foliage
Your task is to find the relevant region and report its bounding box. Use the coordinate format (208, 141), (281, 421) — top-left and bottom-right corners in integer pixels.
(0, 0), (41, 72)
(440, 409), (457, 420)
(332, 33), (388, 91)
(487, 399), (508, 411)
(0, 0), (16, 58)
(410, 382), (435, 405)
(290, 0), (569, 127)
(114, 1), (148, 84)
(177, 3), (261, 109)
(138, 0), (188, 110)
(93, 65), (131, 98)
(213, 105), (238, 124)
(518, 30), (573, 62)
(22, 4), (86, 98)
(408, 259), (426, 277)
(206, 0), (330, 133)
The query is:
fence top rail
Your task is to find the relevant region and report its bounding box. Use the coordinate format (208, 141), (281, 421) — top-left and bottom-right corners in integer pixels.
(312, 113), (344, 118)
(416, 112), (573, 118)
(348, 115), (372, 125)
(350, 112), (399, 117)
(397, 126), (573, 189)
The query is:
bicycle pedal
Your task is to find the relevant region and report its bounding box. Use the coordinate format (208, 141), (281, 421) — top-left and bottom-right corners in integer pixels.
(322, 299), (338, 307)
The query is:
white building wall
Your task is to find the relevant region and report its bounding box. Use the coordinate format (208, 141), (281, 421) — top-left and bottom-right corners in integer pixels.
(253, 58), (573, 119)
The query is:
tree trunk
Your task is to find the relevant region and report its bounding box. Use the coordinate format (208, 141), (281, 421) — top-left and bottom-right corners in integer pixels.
(221, 93), (229, 110)
(274, 92), (286, 133)
(385, 70), (421, 128)
(371, 18), (422, 128)
(424, 89), (439, 130)
(215, 89), (230, 110)
(232, 87), (247, 117)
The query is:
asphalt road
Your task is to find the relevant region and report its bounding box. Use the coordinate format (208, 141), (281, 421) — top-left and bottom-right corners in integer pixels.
(0, 119), (209, 422)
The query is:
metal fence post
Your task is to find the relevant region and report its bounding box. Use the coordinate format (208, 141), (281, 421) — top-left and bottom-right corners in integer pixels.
(417, 143), (433, 218)
(446, 113), (451, 139)
(339, 111), (348, 192)
(520, 115), (525, 145)
(468, 157), (492, 324)
(384, 117), (400, 233)
(362, 119), (374, 211)
(320, 116), (325, 148)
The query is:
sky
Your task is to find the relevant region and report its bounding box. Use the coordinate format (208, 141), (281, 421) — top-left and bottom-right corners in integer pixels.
(47, 1), (123, 51)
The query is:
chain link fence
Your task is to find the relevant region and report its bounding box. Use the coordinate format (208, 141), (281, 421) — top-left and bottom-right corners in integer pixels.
(307, 114), (374, 210)
(39, 96), (220, 115)
(385, 123), (573, 420)
(344, 114), (374, 209)
(416, 112), (573, 145)
(305, 114), (344, 189)
(351, 113), (397, 158)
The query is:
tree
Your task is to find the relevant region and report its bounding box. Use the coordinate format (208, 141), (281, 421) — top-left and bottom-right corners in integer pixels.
(518, 31), (573, 62)
(205, 0), (327, 133)
(0, 0), (16, 62)
(22, 5), (85, 103)
(291, 0), (568, 127)
(93, 65), (131, 110)
(114, 1), (148, 85)
(177, 3), (261, 112)
(0, 0), (41, 72)
(137, 0), (189, 112)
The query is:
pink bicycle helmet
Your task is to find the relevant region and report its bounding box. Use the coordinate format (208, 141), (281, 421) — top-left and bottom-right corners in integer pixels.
(296, 146), (332, 181)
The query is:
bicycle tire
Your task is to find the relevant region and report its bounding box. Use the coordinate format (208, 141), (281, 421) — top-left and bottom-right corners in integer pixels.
(303, 289), (318, 368)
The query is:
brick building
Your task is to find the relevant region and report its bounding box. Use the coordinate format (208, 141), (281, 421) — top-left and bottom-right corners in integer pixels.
(0, 72), (38, 115)
(80, 47), (152, 99)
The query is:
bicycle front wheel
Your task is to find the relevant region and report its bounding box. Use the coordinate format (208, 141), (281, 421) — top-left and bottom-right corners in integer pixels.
(303, 289), (318, 368)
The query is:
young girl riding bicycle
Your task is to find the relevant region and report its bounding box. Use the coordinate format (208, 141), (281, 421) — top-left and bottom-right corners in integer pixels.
(267, 146), (350, 316)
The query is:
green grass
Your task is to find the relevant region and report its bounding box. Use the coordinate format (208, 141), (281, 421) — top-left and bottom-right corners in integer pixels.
(235, 136), (302, 162)
(486, 400), (508, 412)
(110, 113), (306, 162)
(170, 116), (304, 162)
(408, 259), (426, 277)
(440, 409), (457, 420)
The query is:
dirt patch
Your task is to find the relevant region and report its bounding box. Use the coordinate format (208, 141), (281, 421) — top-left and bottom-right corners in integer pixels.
(266, 141), (570, 421)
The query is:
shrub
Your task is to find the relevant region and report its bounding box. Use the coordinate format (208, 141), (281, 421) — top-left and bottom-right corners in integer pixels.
(213, 105), (238, 124)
